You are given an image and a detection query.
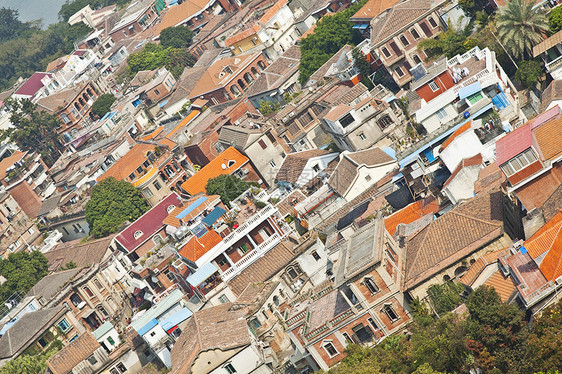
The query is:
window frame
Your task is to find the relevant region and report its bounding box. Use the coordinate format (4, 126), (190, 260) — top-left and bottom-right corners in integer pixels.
(381, 47), (391, 58)
(399, 34), (410, 47)
(394, 66), (404, 77)
(428, 17), (438, 28)
(57, 318), (71, 332)
(363, 277), (380, 295)
(435, 107), (448, 120)
(428, 80), (439, 92)
(323, 341), (339, 358)
(411, 28), (421, 39)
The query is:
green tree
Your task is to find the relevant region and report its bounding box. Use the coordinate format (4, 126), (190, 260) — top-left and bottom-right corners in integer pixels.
(426, 281), (464, 316)
(205, 174), (257, 208)
(0, 99), (62, 166)
(514, 59), (543, 88)
(0, 251), (48, 302)
(550, 5), (562, 33)
(160, 25), (195, 48)
(85, 177), (150, 238)
(258, 100), (281, 115)
(91, 93), (116, 118)
(458, 0), (491, 17)
(127, 43), (196, 79)
(418, 19), (473, 59)
(352, 47), (373, 89)
(0, 8), (32, 43)
(496, 0), (548, 59)
(0, 354), (48, 374)
(527, 299), (562, 372)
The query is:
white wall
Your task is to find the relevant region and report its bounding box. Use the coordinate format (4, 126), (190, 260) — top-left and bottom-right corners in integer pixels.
(344, 162), (397, 201)
(296, 239), (329, 286)
(295, 153), (339, 187)
(209, 345), (272, 374)
(443, 165), (481, 205)
(439, 130), (483, 173)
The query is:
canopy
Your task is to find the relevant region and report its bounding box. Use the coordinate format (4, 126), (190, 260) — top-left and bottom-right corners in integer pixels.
(458, 82), (482, 100)
(186, 262), (219, 286)
(137, 318), (158, 336)
(201, 207), (226, 227)
(176, 196), (207, 219)
(160, 308), (193, 332)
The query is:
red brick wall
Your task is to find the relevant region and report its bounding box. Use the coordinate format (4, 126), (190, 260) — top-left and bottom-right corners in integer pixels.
(514, 165), (562, 210)
(507, 160), (543, 186)
(311, 332), (347, 368)
(375, 296), (410, 331)
(133, 227), (167, 258)
(352, 269), (391, 305)
(415, 71), (455, 102)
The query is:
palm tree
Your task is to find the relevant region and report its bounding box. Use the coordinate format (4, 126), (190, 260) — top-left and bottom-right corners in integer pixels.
(496, 0), (548, 59)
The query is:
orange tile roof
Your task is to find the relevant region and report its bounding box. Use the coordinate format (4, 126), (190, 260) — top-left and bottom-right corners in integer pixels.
(180, 146), (248, 196)
(178, 229), (223, 262)
(384, 197), (439, 235)
(482, 269), (517, 302)
(524, 210), (562, 259)
(168, 109), (200, 138)
(260, 0), (288, 23)
(351, 0), (401, 19)
(460, 247), (506, 286)
(163, 194), (221, 227)
(97, 143), (155, 182)
(533, 115), (562, 160)
(142, 126), (164, 141)
(224, 24), (260, 46)
(154, 0), (210, 36)
(441, 121), (472, 150)
(0, 151), (26, 180)
(299, 23), (317, 40)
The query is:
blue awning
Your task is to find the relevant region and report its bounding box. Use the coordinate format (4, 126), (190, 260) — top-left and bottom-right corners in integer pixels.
(458, 82), (482, 100)
(137, 318), (158, 336)
(160, 308), (193, 332)
(159, 99), (169, 108)
(383, 147), (397, 159)
(423, 148), (436, 163)
(392, 173), (404, 183)
(202, 207), (226, 227)
(352, 24), (369, 29)
(519, 245), (528, 254)
(186, 262), (219, 286)
(176, 196), (207, 219)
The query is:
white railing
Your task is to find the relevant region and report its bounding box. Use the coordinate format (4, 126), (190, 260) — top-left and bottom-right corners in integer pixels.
(546, 55), (562, 72)
(221, 233), (281, 281)
(222, 205), (275, 246)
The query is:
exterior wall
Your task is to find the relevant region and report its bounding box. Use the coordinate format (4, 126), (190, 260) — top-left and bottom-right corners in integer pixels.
(415, 71), (455, 102)
(420, 102), (457, 134)
(109, 7), (157, 43)
(139, 173), (174, 207)
(507, 160), (543, 186)
(293, 153), (339, 187)
(513, 163), (562, 210)
(0, 193), (41, 253)
(222, 55), (269, 101)
(100, 349), (143, 374)
(132, 227), (168, 259)
(54, 217), (90, 242)
(57, 83), (99, 139)
(439, 131), (484, 173)
(443, 166), (481, 205)
(202, 344), (271, 374)
(309, 331), (347, 370)
(344, 163), (397, 201)
(245, 132), (287, 186)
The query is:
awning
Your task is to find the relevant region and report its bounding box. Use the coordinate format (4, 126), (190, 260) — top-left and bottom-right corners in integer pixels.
(137, 318), (158, 336)
(352, 24), (369, 29)
(458, 82), (482, 100)
(176, 196), (207, 219)
(201, 207), (226, 227)
(82, 309), (95, 318)
(160, 308), (193, 332)
(159, 99), (169, 108)
(186, 262), (219, 287)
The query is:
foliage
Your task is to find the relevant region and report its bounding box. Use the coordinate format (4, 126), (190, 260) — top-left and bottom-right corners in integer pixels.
(514, 59), (543, 88)
(526, 299), (562, 372)
(427, 281), (465, 316)
(61, 261), (77, 270)
(127, 43), (197, 79)
(159, 26), (195, 48)
(205, 175), (256, 208)
(458, 0), (491, 17)
(352, 47), (373, 89)
(550, 5), (562, 34)
(496, 0), (548, 59)
(418, 19), (473, 60)
(298, 1), (366, 84)
(85, 177), (150, 238)
(91, 93), (116, 118)
(0, 251), (48, 303)
(0, 354), (49, 374)
(58, 0), (129, 22)
(258, 100), (281, 115)
(0, 99), (63, 166)
(0, 8), (32, 43)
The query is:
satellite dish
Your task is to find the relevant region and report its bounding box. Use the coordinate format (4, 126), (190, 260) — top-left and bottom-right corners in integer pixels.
(221, 163), (227, 170)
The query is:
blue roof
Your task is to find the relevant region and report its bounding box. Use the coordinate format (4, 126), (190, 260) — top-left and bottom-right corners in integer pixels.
(160, 308), (193, 332)
(383, 147), (396, 159)
(131, 289), (185, 333)
(520, 245), (528, 254)
(100, 111), (117, 121)
(458, 82), (482, 100)
(137, 318), (158, 336)
(352, 24), (369, 29)
(159, 99), (169, 108)
(187, 262), (219, 286)
(201, 207), (226, 226)
(176, 196), (207, 219)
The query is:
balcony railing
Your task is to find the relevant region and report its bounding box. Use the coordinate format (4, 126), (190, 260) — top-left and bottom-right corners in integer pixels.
(546, 55), (562, 72)
(221, 233), (281, 281)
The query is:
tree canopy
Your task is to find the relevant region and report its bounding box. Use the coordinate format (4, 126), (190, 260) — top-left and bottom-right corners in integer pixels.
(58, 0), (129, 22)
(127, 43), (197, 79)
(417, 20), (473, 60)
(0, 354), (49, 374)
(205, 174), (257, 208)
(0, 8), (32, 43)
(514, 59), (543, 88)
(550, 5), (562, 34)
(91, 93), (117, 118)
(85, 177), (150, 238)
(159, 26), (195, 48)
(0, 99), (63, 166)
(0, 251), (48, 303)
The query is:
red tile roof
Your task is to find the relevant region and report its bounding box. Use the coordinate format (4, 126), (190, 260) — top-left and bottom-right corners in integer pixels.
(384, 196), (439, 235)
(97, 143), (155, 182)
(495, 123), (533, 166)
(178, 229), (223, 262)
(524, 210), (562, 259)
(14, 72), (51, 97)
(180, 147), (248, 196)
(114, 193), (181, 253)
(442, 153), (483, 188)
(441, 121), (471, 150)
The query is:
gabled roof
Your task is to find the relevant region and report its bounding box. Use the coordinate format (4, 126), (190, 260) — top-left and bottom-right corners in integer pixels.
(46, 332), (100, 374)
(154, 0), (211, 36)
(246, 45), (301, 97)
(540, 80), (562, 112)
(178, 229), (223, 262)
(36, 83), (88, 112)
(0, 151), (26, 180)
(97, 143), (155, 182)
(441, 121), (472, 150)
(482, 269), (517, 302)
(26, 268), (81, 302)
(275, 149), (334, 185)
(533, 28), (562, 57)
(384, 196), (439, 236)
(351, 0), (402, 20)
(404, 190), (504, 290)
(495, 123), (533, 166)
(533, 113), (562, 160)
(442, 153), (483, 188)
(180, 147), (249, 196)
(324, 104), (352, 122)
(308, 45), (353, 83)
(170, 303), (250, 374)
(46, 236), (114, 272)
(14, 72), (51, 97)
(115, 193), (181, 253)
(370, 0), (436, 46)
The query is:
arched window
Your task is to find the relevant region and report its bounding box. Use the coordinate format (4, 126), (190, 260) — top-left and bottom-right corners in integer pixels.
(251, 67), (259, 77)
(364, 277), (379, 294)
(230, 85), (241, 97)
(167, 205), (176, 213)
(413, 54), (422, 64)
(257, 60), (267, 72)
(243, 72), (253, 85)
(273, 295), (279, 306)
(237, 79), (246, 90)
(134, 231), (143, 239)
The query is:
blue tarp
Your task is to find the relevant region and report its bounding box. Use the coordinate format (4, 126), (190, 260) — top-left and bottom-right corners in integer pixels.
(520, 245), (528, 254)
(458, 82), (482, 100)
(176, 196), (207, 219)
(201, 207), (226, 227)
(186, 262), (219, 286)
(137, 318), (158, 336)
(423, 148), (436, 163)
(383, 147), (397, 159)
(160, 308), (193, 332)
(492, 92), (510, 111)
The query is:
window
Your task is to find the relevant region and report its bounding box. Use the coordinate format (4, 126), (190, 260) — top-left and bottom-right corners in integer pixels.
(57, 319), (71, 332)
(359, 133), (366, 140)
(219, 294), (230, 303)
(93, 279), (103, 290)
(411, 28), (420, 39)
(413, 54), (422, 64)
(70, 334), (79, 342)
(381, 47), (391, 58)
(28, 227), (35, 235)
(249, 317), (261, 329)
(400, 35), (409, 47)
(269, 160), (276, 168)
(142, 187), (153, 198)
(258, 139), (267, 149)
(311, 251), (321, 261)
(107, 336), (115, 345)
(501, 148), (538, 176)
(312, 164), (320, 173)
(378, 115), (392, 129)
(87, 355), (98, 365)
(227, 160), (236, 168)
(153, 180), (162, 190)
(154, 89), (160, 95)
(224, 363), (236, 374)
(352, 323), (374, 343)
(167, 205), (176, 213)
(428, 80), (439, 92)
(70, 293), (83, 307)
(383, 304), (399, 322)
(368, 317), (379, 331)
(115, 363), (127, 373)
(339, 112), (355, 128)
(83, 287), (94, 298)
(323, 342), (338, 357)
(134, 231), (144, 239)
(435, 107), (448, 120)
(428, 17), (438, 28)
(239, 243), (250, 254)
(365, 175), (372, 182)
(153, 234), (163, 245)
(394, 66), (404, 77)
(364, 277), (379, 294)
(61, 113), (71, 124)
(287, 267), (298, 279)
(342, 332), (353, 342)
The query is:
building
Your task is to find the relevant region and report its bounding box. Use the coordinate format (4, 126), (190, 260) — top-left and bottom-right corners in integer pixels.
(533, 28), (562, 80)
(275, 149), (339, 190)
(441, 153), (484, 205)
(11, 72), (53, 100)
(108, 0), (164, 43)
(0, 191), (42, 254)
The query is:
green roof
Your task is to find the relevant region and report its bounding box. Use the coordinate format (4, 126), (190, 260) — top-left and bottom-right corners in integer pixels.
(92, 321), (114, 340)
